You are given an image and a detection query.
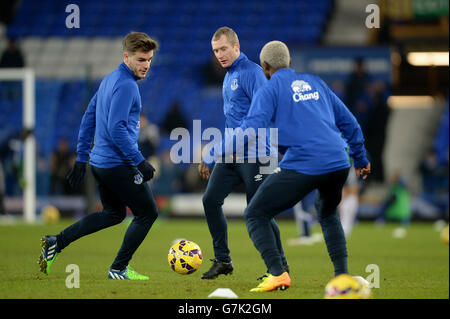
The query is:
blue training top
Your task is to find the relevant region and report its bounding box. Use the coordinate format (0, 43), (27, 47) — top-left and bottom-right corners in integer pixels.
(75, 62), (145, 168)
(214, 68), (369, 175)
(203, 52), (276, 167)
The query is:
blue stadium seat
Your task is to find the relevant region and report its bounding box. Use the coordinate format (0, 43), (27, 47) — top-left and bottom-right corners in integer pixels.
(4, 0), (333, 157)
(8, 0), (331, 44)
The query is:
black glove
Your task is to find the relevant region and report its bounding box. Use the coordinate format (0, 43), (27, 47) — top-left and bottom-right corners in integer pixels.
(138, 160), (155, 182)
(66, 161), (86, 189)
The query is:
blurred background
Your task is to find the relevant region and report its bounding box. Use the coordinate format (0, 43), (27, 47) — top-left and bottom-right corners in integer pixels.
(0, 0), (448, 224)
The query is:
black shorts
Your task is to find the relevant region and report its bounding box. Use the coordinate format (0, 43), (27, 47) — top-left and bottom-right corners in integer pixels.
(91, 165), (158, 219)
(246, 167), (350, 220)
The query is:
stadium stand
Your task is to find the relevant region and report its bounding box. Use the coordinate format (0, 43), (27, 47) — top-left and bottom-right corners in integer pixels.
(0, 0), (333, 198)
(0, 0), (447, 222)
(2, 0), (333, 152)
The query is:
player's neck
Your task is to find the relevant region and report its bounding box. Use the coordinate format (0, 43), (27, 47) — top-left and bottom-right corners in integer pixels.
(270, 67), (288, 77)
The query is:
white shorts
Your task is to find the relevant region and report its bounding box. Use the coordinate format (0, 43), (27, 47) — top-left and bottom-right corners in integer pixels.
(345, 166), (358, 187)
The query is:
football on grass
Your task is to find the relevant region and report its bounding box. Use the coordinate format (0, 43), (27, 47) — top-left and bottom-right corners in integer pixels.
(324, 274), (372, 299)
(168, 239), (202, 274)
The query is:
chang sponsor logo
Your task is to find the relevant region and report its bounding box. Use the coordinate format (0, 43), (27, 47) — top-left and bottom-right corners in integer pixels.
(291, 80), (319, 102)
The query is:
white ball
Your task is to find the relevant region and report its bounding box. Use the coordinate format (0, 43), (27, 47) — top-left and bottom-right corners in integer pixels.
(392, 227), (407, 238)
(353, 276), (369, 286)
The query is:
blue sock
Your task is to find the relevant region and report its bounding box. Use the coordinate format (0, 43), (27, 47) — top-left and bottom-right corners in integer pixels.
(319, 213), (348, 276)
(303, 220), (311, 237)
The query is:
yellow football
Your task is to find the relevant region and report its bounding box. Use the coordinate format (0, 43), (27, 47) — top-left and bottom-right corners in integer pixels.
(41, 205), (60, 224)
(324, 274), (372, 299)
(441, 225), (449, 245)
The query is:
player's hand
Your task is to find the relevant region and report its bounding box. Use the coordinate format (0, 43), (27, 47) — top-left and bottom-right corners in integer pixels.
(356, 163), (371, 180)
(198, 161), (211, 180)
(138, 160), (156, 182)
(66, 161), (86, 189)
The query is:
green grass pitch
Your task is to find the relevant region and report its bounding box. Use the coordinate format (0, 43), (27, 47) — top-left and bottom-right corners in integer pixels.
(0, 217), (448, 299)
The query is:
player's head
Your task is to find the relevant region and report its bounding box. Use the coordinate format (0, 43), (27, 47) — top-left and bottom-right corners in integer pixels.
(259, 40), (291, 79)
(122, 32), (159, 79)
(211, 27), (240, 68)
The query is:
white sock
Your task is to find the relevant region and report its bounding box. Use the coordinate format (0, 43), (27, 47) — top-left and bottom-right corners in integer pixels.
(339, 195), (359, 236)
(293, 202), (309, 237)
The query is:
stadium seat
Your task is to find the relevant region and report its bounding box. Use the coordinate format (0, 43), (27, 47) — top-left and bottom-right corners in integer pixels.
(4, 0), (333, 168)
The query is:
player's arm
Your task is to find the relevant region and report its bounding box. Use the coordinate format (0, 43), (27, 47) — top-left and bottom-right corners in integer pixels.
(203, 85), (276, 164)
(241, 85), (276, 135)
(202, 68), (268, 168)
(325, 81), (370, 178)
(202, 70), (269, 167)
(76, 92), (97, 163)
(67, 92), (97, 189)
(242, 66), (267, 99)
(108, 81), (145, 166)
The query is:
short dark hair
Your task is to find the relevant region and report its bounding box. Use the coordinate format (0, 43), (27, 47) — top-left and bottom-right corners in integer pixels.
(122, 32), (158, 54)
